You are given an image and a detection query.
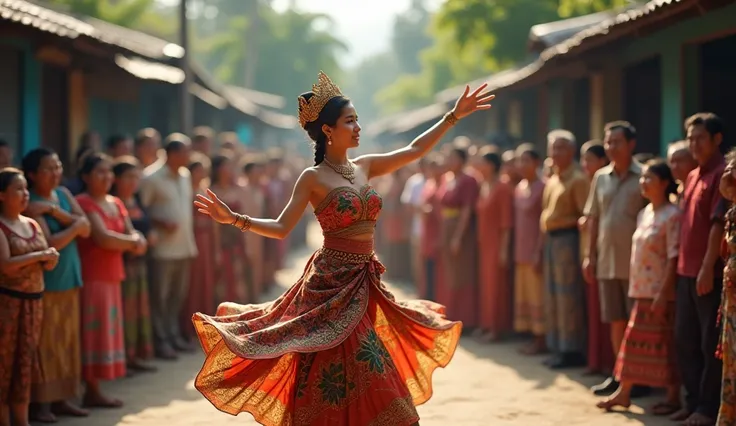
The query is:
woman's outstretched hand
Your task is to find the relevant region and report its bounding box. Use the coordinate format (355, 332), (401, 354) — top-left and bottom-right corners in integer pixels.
(194, 189), (235, 224)
(452, 83), (495, 120)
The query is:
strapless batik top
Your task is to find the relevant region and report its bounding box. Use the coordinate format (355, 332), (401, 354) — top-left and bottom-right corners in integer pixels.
(313, 184), (382, 238)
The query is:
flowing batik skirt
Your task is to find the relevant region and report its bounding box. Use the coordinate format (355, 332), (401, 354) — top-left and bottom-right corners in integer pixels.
(718, 287), (736, 425)
(0, 292), (42, 405)
(615, 299), (678, 388)
(32, 288), (81, 402)
(193, 237), (462, 426)
(122, 258), (154, 361)
(81, 281), (126, 381)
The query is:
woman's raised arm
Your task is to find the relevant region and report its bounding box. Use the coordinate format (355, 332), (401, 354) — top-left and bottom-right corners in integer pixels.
(195, 168), (316, 240)
(354, 84), (494, 180)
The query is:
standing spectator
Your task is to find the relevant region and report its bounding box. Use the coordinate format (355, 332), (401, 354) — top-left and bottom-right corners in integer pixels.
(584, 122), (648, 396)
(112, 156), (156, 373)
(0, 140), (13, 168)
(76, 153), (146, 407)
(182, 154), (217, 337)
(438, 145), (480, 330)
(596, 159), (681, 415)
(540, 129), (588, 369)
(667, 141), (697, 204)
(578, 140), (614, 377)
(401, 158), (428, 287)
(191, 126), (214, 156)
(419, 153), (444, 301)
(239, 156), (266, 297)
(65, 131), (101, 196)
(210, 154), (250, 304)
(135, 128), (162, 172)
(671, 113), (725, 425)
(138, 134), (198, 359)
(23, 148), (90, 422)
(475, 147), (513, 342)
(513, 143), (546, 354)
(107, 135), (133, 159)
(0, 168), (58, 426)
(717, 148), (736, 425)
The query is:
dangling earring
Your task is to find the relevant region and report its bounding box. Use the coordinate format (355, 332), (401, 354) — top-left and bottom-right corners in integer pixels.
(328, 136), (332, 146)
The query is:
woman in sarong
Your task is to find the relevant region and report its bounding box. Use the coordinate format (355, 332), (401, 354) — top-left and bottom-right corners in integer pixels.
(475, 148), (513, 342)
(0, 168), (58, 426)
(182, 154), (218, 339)
(437, 143), (480, 331)
(579, 141), (614, 375)
(717, 149), (736, 426)
(418, 153), (444, 301)
(210, 153), (251, 304)
(112, 157), (156, 373)
(191, 72), (493, 426)
(76, 153), (147, 407)
(23, 148), (90, 422)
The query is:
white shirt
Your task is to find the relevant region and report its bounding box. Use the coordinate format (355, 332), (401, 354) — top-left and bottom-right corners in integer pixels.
(139, 164), (198, 260)
(401, 173), (426, 239)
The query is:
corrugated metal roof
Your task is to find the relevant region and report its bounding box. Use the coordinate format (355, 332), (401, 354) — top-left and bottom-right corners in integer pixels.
(539, 0), (688, 62)
(529, 5), (638, 48)
(0, 0), (183, 60)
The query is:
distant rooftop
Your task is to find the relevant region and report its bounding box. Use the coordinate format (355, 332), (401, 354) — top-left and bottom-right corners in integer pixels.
(528, 4), (641, 50)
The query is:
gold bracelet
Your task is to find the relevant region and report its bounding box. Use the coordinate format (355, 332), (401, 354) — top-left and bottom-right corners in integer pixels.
(444, 111), (459, 126)
(230, 214), (239, 226)
(239, 215), (252, 232)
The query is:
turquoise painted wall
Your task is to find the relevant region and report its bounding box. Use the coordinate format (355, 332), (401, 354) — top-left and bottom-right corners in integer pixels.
(546, 80), (564, 130)
(0, 39), (41, 155)
(622, 3), (736, 153)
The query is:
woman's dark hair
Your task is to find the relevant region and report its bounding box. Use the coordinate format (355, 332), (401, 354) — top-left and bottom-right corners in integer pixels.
(0, 167), (23, 193)
(110, 156), (139, 195)
(210, 153), (232, 185)
(298, 93), (350, 166)
(481, 151), (502, 172)
(634, 153), (656, 164)
(189, 152), (211, 173)
(451, 148), (468, 163)
(515, 143), (540, 161)
(581, 140), (606, 160)
(112, 155), (139, 178)
(645, 158), (678, 198)
(21, 147), (56, 189)
(78, 152), (111, 192)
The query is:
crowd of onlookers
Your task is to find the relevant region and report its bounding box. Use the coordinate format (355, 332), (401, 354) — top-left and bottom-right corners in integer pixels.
(376, 112), (735, 426)
(2, 111), (736, 426)
(0, 129), (307, 426)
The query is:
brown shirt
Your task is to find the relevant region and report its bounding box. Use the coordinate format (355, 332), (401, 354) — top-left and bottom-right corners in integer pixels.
(541, 165), (589, 233)
(0, 218), (48, 293)
(584, 161), (647, 280)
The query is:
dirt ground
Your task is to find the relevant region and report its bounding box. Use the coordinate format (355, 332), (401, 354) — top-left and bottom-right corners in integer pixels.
(56, 227), (675, 426)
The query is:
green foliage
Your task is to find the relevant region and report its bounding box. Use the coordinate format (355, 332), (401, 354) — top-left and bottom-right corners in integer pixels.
(376, 0), (630, 115)
(43, 0), (176, 40)
(197, 5), (347, 113)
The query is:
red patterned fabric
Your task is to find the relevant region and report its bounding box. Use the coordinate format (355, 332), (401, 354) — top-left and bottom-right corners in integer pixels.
(192, 185), (462, 426)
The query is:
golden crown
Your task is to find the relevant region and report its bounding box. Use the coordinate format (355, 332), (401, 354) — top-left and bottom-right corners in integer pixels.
(298, 71), (344, 128)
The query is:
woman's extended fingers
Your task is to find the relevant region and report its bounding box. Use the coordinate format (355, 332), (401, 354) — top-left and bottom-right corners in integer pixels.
(196, 193), (213, 204)
(197, 208), (211, 216)
(194, 200), (209, 209)
(478, 92), (495, 102)
(470, 83), (488, 98)
(206, 188), (222, 202)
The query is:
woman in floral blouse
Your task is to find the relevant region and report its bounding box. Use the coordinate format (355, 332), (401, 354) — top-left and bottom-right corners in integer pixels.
(597, 159), (681, 415)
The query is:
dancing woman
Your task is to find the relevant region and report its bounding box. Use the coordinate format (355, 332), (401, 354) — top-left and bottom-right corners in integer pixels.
(192, 72), (493, 426)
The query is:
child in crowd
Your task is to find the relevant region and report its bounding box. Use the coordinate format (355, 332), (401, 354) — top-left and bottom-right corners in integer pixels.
(597, 159), (681, 415)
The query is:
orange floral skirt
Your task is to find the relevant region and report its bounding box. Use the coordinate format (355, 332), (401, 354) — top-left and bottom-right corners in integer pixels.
(192, 237), (462, 426)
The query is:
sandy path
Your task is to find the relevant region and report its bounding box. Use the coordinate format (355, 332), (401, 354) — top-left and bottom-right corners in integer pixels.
(55, 226), (673, 426)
